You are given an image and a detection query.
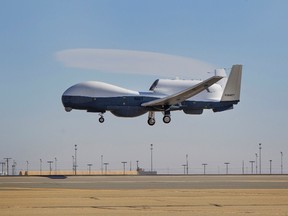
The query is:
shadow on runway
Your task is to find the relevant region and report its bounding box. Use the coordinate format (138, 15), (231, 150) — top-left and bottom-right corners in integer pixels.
(44, 175), (67, 179)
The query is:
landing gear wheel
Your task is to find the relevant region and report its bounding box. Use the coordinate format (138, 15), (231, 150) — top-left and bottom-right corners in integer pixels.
(99, 116), (105, 123)
(147, 111), (155, 126)
(148, 118), (156, 126)
(163, 115), (171, 124)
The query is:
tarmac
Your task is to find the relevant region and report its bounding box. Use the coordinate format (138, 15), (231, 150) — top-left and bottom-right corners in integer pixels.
(1, 175), (288, 189)
(1, 175), (288, 216)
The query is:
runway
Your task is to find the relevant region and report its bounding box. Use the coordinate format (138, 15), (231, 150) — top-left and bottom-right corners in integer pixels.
(1, 175), (288, 189)
(1, 175), (288, 215)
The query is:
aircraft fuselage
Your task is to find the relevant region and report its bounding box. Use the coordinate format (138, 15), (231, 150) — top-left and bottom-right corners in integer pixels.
(62, 65), (242, 125)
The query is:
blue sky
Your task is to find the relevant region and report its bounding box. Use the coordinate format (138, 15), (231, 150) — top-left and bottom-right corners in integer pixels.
(1, 0), (288, 174)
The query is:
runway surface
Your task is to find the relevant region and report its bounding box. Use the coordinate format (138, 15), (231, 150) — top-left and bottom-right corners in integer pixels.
(1, 175), (288, 189)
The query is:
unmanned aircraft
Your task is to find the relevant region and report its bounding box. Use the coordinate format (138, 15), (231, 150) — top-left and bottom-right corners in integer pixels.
(62, 65), (242, 126)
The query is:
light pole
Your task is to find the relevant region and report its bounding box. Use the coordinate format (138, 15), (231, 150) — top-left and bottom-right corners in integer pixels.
(40, 159), (42, 175)
(281, 152), (283, 174)
(26, 161), (29, 173)
(186, 154), (189, 175)
(150, 144), (153, 172)
(4, 158), (11, 176)
(72, 156), (75, 173)
(249, 161), (255, 174)
(202, 163), (207, 175)
(0, 162), (5, 175)
(87, 164), (92, 175)
(74, 145), (77, 175)
(269, 160), (272, 174)
(47, 161), (53, 175)
(182, 164), (187, 174)
(136, 160), (139, 171)
(255, 153), (258, 174)
(12, 161), (16, 175)
(54, 157), (57, 175)
(121, 162), (127, 175)
(259, 143), (262, 174)
(101, 155), (103, 175)
(224, 162), (230, 175)
(104, 163), (109, 175)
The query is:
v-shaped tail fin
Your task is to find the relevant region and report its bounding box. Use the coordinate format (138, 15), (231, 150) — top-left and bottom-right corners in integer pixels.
(221, 65), (242, 102)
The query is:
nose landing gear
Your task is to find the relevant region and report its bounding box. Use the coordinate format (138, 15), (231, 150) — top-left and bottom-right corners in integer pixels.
(148, 118), (156, 126)
(147, 111), (155, 126)
(98, 113), (105, 123)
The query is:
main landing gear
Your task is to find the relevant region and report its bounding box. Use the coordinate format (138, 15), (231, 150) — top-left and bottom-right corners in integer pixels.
(147, 111), (171, 126)
(163, 110), (171, 124)
(163, 115), (171, 124)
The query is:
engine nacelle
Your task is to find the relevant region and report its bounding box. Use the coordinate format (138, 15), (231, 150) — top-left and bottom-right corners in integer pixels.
(149, 79), (201, 95)
(183, 109), (203, 115)
(149, 78), (223, 101)
(110, 107), (147, 117)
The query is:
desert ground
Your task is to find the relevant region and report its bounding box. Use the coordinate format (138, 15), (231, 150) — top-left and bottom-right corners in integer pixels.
(1, 175), (288, 216)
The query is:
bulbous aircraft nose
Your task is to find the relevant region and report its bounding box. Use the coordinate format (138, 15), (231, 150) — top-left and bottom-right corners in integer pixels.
(61, 94), (73, 112)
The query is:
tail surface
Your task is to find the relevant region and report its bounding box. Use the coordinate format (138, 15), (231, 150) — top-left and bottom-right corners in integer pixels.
(221, 64), (242, 102)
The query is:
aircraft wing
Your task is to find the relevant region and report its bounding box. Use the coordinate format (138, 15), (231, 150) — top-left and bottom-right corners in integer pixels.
(141, 76), (223, 107)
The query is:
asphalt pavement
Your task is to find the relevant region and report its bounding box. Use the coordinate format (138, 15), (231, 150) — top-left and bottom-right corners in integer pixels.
(1, 175), (288, 190)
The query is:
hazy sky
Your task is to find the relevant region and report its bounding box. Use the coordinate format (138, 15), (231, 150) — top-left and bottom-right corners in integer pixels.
(1, 0), (288, 174)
